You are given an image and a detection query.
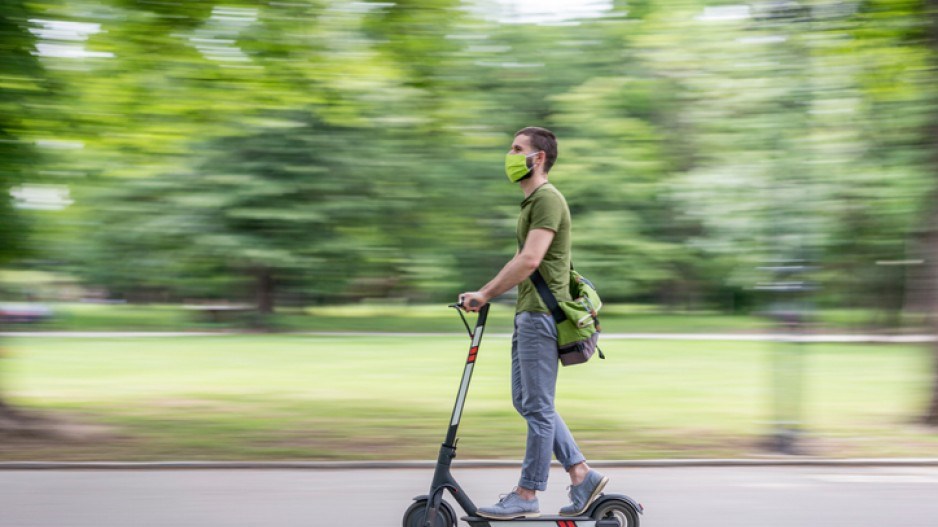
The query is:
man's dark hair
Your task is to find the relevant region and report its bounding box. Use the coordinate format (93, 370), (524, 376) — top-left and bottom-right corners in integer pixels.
(515, 127), (558, 173)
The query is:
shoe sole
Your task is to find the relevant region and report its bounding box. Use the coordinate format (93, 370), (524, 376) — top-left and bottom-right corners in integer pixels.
(475, 512), (541, 520)
(560, 475), (609, 517)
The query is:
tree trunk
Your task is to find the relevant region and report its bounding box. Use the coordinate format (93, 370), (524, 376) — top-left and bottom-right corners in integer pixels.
(254, 267), (275, 315)
(923, 207), (938, 425)
(0, 366), (47, 432)
(922, 0), (938, 427)
(0, 397), (29, 423)
(0, 337), (13, 430)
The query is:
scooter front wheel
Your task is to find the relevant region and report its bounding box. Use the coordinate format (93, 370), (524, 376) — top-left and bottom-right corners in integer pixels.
(402, 498), (456, 527)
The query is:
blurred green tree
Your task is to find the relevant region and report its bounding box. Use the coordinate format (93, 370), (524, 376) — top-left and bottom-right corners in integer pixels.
(919, 0), (938, 427)
(0, 2), (42, 264)
(6, 0), (938, 329)
(0, 1), (55, 431)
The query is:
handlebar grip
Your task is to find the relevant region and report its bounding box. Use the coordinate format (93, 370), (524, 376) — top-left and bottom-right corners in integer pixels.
(457, 295), (481, 309)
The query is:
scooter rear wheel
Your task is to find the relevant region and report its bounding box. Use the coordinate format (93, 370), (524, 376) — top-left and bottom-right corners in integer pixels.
(402, 498), (456, 527)
(592, 499), (640, 527)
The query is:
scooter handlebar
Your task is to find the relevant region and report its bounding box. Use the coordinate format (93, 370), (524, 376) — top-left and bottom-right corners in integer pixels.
(449, 301), (489, 338)
(452, 296), (485, 311)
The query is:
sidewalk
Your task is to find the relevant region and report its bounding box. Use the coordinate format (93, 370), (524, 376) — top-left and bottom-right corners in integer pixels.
(3, 458), (938, 470)
(2, 331), (935, 342)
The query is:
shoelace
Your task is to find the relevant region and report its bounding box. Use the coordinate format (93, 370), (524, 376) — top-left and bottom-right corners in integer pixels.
(566, 482), (588, 504)
(497, 487), (521, 504)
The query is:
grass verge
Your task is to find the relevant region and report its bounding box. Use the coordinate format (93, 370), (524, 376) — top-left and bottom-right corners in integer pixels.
(1, 334), (936, 460)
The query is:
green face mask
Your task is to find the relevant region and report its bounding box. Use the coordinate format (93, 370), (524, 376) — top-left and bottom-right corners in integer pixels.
(505, 151), (541, 183)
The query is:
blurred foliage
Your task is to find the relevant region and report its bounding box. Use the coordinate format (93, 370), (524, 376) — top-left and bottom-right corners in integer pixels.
(0, 1), (49, 264)
(2, 0), (938, 317)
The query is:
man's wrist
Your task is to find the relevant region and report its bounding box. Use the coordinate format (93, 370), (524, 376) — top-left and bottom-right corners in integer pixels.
(478, 288), (494, 303)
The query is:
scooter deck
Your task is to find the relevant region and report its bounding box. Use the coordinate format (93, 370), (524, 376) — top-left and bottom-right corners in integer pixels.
(462, 515), (608, 527)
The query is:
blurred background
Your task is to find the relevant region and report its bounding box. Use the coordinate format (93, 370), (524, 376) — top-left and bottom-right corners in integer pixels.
(1, 0), (938, 462)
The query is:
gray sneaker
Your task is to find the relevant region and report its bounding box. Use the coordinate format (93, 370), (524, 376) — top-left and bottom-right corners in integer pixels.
(476, 488), (540, 519)
(560, 470), (609, 516)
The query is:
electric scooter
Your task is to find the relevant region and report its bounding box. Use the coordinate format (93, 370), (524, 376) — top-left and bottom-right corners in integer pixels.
(402, 302), (643, 527)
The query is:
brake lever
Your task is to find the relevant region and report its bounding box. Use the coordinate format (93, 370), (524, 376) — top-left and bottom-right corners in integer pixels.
(449, 303), (474, 339)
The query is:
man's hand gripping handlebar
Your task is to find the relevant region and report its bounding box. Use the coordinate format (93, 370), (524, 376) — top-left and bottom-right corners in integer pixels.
(455, 291), (488, 312)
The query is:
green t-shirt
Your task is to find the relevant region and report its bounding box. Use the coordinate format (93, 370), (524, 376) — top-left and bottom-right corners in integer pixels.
(516, 183), (572, 313)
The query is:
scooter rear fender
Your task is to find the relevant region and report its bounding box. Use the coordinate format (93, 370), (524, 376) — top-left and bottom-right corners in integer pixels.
(587, 493), (644, 516)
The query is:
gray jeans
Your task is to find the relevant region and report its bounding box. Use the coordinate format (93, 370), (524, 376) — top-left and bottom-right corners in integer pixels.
(512, 311), (586, 491)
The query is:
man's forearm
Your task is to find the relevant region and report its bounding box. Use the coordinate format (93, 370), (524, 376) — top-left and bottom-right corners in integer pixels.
(479, 252), (540, 301)
(459, 229), (553, 309)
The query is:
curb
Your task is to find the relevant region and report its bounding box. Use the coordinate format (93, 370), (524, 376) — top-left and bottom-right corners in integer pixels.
(2, 332), (935, 342)
(3, 459), (938, 470)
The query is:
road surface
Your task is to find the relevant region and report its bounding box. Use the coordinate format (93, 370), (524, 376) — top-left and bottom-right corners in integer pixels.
(3, 465), (938, 526)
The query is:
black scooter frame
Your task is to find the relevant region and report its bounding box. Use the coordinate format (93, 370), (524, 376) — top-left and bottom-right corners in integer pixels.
(415, 303), (642, 527)
(420, 303), (489, 526)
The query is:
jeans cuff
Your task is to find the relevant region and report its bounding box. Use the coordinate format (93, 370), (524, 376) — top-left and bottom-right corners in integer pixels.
(562, 456), (587, 472)
(519, 476), (548, 492)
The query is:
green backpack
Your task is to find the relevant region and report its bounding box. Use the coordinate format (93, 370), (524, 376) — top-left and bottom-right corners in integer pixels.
(529, 267), (604, 366)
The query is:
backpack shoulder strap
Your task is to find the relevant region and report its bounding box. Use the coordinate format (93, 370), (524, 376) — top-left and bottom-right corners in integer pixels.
(529, 269), (567, 324)
(519, 241), (569, 324)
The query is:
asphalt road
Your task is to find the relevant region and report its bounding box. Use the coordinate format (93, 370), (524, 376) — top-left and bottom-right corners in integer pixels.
(3, 465), (938, 526)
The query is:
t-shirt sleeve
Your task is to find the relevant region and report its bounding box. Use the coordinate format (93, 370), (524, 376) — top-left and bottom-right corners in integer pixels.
(528, 190), (563, 233)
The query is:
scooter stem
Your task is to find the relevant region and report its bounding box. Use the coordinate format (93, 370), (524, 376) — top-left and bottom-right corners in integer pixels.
(444, 303), (489, 447)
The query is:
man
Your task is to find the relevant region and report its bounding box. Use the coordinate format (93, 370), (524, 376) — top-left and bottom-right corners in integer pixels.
(459, 127), (608, 520)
